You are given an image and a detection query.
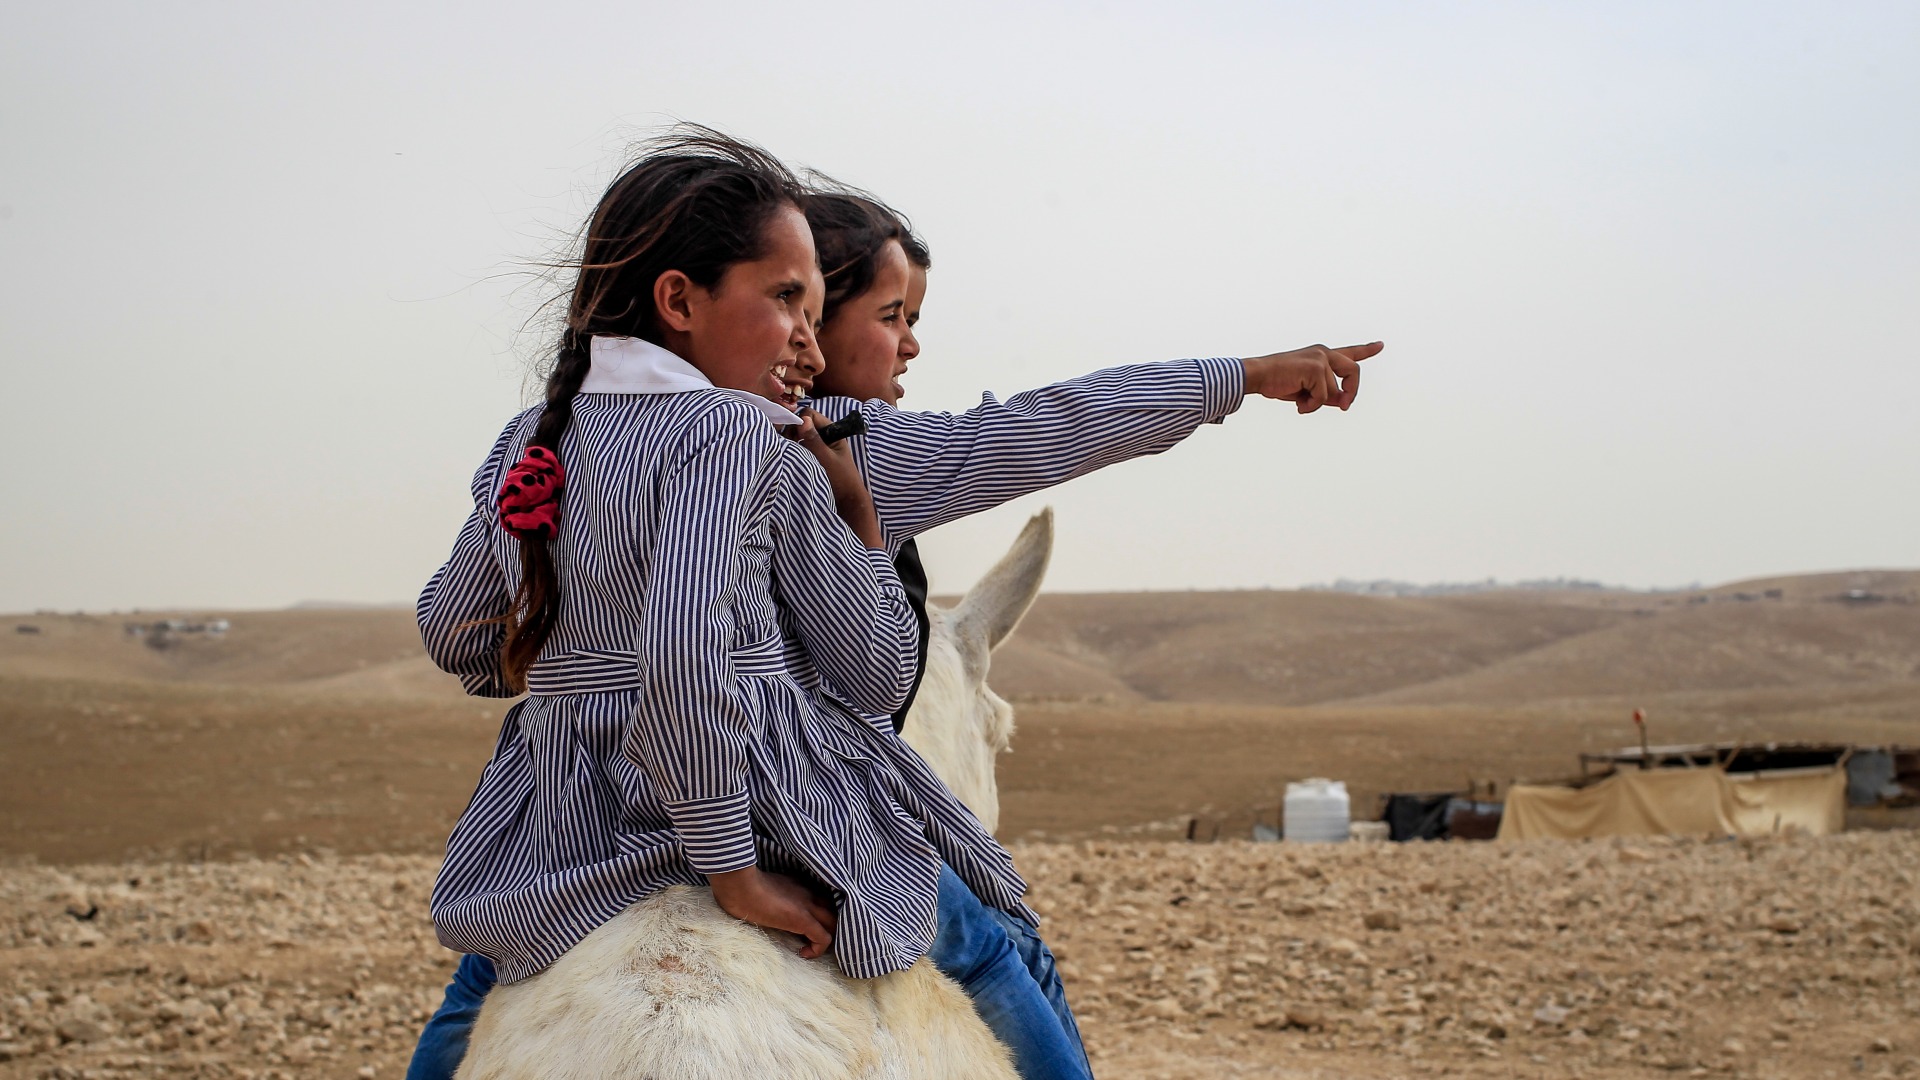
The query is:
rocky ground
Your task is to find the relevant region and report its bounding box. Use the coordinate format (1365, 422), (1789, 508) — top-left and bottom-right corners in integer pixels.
(2, 831), (1916, 1080)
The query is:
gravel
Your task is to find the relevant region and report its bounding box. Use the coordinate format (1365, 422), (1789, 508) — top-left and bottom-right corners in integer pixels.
(4, 831), (1917, 1079)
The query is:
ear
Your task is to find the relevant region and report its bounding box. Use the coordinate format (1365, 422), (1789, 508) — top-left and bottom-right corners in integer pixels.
(949, 508), (1054, 659)
(653, 269), (700, 333)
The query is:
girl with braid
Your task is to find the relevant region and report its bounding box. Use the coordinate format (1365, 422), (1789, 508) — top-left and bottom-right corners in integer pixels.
(408, 129), (1091, 1080)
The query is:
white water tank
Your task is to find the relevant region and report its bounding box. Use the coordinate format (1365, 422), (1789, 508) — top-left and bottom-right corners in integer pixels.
(1283, 779), (1351, 843)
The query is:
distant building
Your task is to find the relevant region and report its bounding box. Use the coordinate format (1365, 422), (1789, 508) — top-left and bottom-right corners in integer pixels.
(123, 618), (232, 648)
(1305, 576), (1624, 598)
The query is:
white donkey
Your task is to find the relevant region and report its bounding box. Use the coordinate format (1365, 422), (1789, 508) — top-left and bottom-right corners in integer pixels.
(456, 511), (1055, 1080)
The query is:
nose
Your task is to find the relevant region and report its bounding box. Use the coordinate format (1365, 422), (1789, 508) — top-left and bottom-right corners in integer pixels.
(900, 327), (920, 363)
(795, 338), (825, 376)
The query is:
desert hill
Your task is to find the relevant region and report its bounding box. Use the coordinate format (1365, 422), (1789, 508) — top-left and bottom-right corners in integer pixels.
(12, 568), (1916, 707)
(989, 569), (1920, 708)
(3, 568), (1917, 862)
(0, 609), (437, 690)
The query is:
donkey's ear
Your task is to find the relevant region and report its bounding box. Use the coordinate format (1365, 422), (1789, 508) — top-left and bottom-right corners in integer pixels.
(950, 508), (1054, 657)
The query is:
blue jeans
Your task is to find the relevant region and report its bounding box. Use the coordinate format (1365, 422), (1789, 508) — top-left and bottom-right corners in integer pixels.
(407, 867), (1092, 1080)
(933, 865), (1094, 1080)
(405, 950), (494, 1080)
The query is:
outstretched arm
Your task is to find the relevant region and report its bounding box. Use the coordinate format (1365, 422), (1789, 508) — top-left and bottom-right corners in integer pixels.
(830, 343), (1380, 546)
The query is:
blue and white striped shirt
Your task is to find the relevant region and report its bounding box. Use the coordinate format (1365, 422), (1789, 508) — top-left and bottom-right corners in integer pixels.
(809, 357), (1245, 557)
(418, 390), (1032, 982)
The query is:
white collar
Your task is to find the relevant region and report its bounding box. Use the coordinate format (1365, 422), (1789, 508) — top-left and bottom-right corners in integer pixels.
(580, 336), (800, 426)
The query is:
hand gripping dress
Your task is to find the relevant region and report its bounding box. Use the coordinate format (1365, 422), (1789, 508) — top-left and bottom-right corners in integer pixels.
(417, 388), (1033, 983)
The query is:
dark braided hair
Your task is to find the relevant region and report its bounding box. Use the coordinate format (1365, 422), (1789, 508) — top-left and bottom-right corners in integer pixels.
(801, 179), (931, 325)
(491, 126), (806, 689)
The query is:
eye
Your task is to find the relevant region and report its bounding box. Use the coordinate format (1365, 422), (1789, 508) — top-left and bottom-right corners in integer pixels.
(881, 313), (898, 324)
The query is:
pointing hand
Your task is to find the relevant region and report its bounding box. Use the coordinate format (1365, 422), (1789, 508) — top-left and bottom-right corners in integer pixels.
(1243, 342), (1383, 414)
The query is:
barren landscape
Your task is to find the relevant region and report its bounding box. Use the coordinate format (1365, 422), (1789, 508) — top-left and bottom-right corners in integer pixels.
(3, 568), (1918, 1078)
(4, 835), (1916, 1079)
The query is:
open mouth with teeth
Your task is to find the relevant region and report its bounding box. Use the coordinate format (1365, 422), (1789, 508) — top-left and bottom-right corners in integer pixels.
(771, 363), (808, 410)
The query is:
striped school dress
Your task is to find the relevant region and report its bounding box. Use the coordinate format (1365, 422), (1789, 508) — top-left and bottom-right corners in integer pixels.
(418, 389), (1033, 983)
(808, 357), (1245, 557)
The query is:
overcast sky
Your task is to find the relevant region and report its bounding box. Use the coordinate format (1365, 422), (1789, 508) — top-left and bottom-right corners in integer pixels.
(2, 0), (1915, 611)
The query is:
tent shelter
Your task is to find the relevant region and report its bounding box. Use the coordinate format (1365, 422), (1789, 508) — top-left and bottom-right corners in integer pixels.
(1497, 763), (1847, 841)
(1576, 742), (1917, 806)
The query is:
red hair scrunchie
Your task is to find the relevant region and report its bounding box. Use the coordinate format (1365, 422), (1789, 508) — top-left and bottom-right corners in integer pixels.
(498, 445), (566, 541)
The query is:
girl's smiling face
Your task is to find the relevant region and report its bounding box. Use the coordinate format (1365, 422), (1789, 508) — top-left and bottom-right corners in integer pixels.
(779, 266), (827, 411)
(658, 205), (820, 401)
(813, 239), (924, 405)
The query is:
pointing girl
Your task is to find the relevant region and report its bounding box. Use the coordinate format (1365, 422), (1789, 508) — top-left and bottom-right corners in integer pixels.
(787, 186), (1381, 1072)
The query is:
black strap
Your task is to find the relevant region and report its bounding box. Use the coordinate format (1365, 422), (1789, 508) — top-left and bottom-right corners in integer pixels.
(890, 538), (931, 733)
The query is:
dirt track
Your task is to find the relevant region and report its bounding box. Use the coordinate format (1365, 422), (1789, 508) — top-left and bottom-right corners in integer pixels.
(5, 831), (1917, 1080)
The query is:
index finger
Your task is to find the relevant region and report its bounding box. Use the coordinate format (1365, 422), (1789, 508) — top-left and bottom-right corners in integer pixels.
(1330, 341), (1384, 364)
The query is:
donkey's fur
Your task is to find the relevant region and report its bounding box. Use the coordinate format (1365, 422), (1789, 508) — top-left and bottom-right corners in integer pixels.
(899, 509), (1053, 832)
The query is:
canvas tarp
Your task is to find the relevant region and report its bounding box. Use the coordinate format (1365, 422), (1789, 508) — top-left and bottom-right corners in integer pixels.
(1497, 765), (1846, 841)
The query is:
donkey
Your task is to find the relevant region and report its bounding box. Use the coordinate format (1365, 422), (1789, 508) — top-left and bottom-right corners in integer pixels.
(455, 510), (1055, 1080)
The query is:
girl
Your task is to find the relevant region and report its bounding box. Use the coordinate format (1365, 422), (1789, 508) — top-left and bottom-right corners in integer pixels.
(796, 188), (1379, 730)
(409, 129), (1068, 1076)
(787, 187), (1382, 1067)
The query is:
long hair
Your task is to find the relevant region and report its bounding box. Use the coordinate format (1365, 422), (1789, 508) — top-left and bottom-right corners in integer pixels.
(491, 126), (805, 690)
